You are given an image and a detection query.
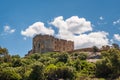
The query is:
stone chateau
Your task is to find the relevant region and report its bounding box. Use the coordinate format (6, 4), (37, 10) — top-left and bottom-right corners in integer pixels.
(28, 34), (74, 54)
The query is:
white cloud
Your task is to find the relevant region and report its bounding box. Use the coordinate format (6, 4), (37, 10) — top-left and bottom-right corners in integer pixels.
(51, 16), (109, 49)
(21, 22), (54, 37)
(114, 34), (120, 41)
(4, 26), (15, 34)
(21, 16), (109, 49)
(4, 26), (10, 31)
(113, 19), (120, 25)
(99, 16), (104, 20)
(73, 31), (109, 49)
(51, 16), (92, 35)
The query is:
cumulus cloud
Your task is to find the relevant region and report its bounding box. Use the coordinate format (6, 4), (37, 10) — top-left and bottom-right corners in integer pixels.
(99, 16), (104, 20)
(21, 16), (109, 49)
(21, 22), (54, 37)
(51, 16), (109, 49)
(51, 16), (92, 35)
(113, 19), (120, 25)
(4, 26), (15, 34)
(114, 34), (120, 41)
(73, 31), (109, 49)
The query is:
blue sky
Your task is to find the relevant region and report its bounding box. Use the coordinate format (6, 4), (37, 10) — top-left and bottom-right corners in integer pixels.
(0, 0), (120, 57)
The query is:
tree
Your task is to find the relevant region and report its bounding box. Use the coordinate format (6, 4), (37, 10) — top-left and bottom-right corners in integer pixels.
(78, 53), (88, 60)
(93, 46), (99, 53)
(0, 47), (8, 55)
(57, 52), (69, 63)
(0, 47), (11, 63)
(112, 43), (119, 50)
(12, 55), (20, 59)
(45, 64), (76, 80)
(96, 49), (120, 79)
(28, 63), (44, 80)
(0, 67), (21, 80)
(56, 66), (76, 80)
(27, 53), (41, 60)
(17, 66), (32, 80)
(44, 64), (58, 80)
(80, 61), (96, 76)
(12, 58), (22, 67)
(96, 59), (112, 78)
(73, 59), (81, 71)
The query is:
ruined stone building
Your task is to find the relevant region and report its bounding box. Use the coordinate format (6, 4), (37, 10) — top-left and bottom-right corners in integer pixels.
(28, 34), (74, 54)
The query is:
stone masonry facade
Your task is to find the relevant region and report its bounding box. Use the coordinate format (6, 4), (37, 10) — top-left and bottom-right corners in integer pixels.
(28, 34), (74, 54)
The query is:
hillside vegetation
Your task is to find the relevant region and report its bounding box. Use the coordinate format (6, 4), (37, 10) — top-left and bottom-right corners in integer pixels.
(0, 47), (120, 80)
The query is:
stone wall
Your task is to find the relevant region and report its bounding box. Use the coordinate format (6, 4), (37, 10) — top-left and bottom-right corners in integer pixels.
(29, 34), (74, 54)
